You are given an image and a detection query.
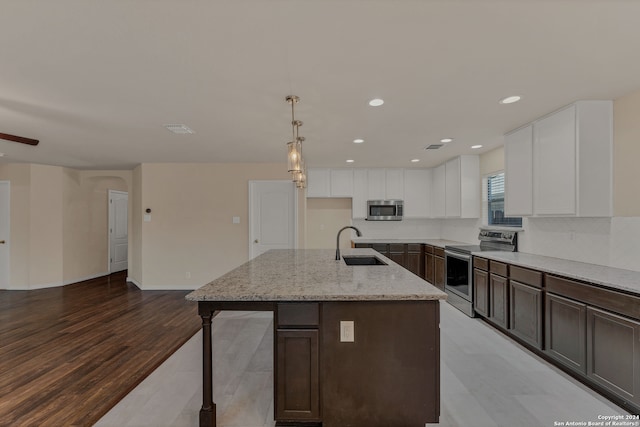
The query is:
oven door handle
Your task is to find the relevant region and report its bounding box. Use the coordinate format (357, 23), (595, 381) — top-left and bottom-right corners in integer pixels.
(444, 250), (471, 261)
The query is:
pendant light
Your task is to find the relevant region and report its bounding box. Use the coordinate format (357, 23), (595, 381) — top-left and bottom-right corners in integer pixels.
(286, 96), (305, 188)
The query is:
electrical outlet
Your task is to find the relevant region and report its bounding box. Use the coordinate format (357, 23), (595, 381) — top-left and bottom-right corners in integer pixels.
(340, 321), (354, 343)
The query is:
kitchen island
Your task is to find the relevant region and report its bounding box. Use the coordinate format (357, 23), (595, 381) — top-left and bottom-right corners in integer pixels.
(186, 248), (447, 427)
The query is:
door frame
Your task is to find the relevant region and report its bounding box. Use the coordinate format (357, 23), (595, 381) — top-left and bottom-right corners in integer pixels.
(107, 189), (128, 273)
(248, 180), (298, 260)
(0, 181), (9, 289)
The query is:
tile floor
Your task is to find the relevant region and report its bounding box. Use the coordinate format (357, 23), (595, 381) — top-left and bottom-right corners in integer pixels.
(95, 302), (629, 427)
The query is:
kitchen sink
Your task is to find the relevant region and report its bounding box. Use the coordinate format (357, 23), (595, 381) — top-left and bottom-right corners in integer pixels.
(342, 255), (387, 266)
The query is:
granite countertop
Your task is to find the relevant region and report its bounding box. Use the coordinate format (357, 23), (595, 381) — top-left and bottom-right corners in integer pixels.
(351, 238), (469, 248)
(474, 251), (640, 295)
(186, 248), (447, 302)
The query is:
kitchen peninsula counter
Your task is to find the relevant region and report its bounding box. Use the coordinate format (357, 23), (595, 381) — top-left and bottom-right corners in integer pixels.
(186, 248), (445, 427)
(187, 248), (447, 302)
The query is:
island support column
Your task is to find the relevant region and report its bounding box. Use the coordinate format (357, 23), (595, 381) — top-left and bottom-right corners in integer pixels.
(199, 304), (215, 427)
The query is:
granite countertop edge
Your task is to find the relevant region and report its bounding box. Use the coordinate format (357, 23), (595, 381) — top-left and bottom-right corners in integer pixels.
(186, 248), (448, 302)
(473, 251), (640, 295)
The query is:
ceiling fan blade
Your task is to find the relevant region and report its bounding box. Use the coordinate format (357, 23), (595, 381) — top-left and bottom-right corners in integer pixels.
(0, 132), (39, 146)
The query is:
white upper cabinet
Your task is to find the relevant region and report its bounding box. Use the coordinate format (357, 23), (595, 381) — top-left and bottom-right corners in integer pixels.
(352, 169), (368, 219)
(384, 168), (405, 200)
(505, 100), (612, 217)
(367, 169), (387, 200)
(504, 125), (533, 216)
(403, 168), (431, 218)
(306, 168), (330, 198)
(306, 168), (353, 198)
(431, 163), (446, 218)
(534, 105), (577, 215)
(330, 169), (354, 197)
(444, 155), (480, 218)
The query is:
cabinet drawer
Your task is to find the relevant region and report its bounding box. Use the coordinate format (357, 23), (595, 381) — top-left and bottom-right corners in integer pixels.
(277, 303), (319, 328)
(407, 244), (422, 253)
(424, 244), (434, 254)
(489, 260), (508, 277)
(371, 244), (388, 254)
(473, 257), (489, 271)
(546, 275), (640, 320)
(510, 266), (542, 288)
(434, 247), (445, 257)
(389, 243), (405, 253)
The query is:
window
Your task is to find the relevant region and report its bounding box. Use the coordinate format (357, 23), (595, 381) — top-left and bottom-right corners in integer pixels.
(486, 172), (522, 227)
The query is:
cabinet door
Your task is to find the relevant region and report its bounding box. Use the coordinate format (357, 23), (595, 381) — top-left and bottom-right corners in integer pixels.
(545, 293), (586, 374)
(367, 169), (386, 200)
(445, 157), (461, 217)
(330, 169), (354, 197)
(431, 164), (446, 218)
(424, 252), (435, 284)
(509, 280), (542, 349)
(403, 168), (431, 218)
(473, 268), (489, 318)
(371, 243), (389, 256)
(306, 168), (330, 197)
(388, 244), (406, 266)
(505, 125), (533, 216)
(434, 256), (445, 290)
(534, 105), (576, 215)
(352, 169), (368, 219)
(405, 244), (423, 277)
(587, 306), (640, 407)
(275, 329), (320, 421)
(488, 273), (509, 329)
(385, 168), (404, 200)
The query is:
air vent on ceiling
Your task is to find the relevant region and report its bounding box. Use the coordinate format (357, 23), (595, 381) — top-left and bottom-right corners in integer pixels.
(425, 144), (444, 150)
(164, 124), (195, 134)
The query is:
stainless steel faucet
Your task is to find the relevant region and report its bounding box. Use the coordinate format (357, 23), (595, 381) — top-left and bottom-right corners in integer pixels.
(336, 226), (362, 260)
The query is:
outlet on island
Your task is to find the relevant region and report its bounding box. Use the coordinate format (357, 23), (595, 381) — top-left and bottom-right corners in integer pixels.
(340, 320), (355, 342)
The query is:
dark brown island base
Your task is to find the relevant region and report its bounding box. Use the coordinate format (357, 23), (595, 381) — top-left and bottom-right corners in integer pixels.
(186, 249), (447, 427)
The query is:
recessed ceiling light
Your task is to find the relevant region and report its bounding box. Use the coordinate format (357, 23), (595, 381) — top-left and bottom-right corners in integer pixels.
(346, 159), (355, 163)
(164, 124), (195, 134)
(440, 138), (453, 143)
(353, 138), (364, 144)
(499, 96), (521, 104)
(411, 159), (420, 163)
(368, 98), (384, 107)
(471, 145), (483, 149)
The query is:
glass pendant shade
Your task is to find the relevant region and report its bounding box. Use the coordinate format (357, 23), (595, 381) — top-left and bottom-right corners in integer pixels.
(287, 140), (302, 173)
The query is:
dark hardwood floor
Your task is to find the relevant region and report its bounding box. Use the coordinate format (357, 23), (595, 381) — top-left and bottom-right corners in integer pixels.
(0, 271), (201, 427)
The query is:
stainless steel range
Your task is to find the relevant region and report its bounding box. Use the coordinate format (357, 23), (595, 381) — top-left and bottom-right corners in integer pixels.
(444, 230), (517, 317)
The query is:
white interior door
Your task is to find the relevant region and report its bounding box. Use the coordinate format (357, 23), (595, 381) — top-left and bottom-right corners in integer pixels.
(0, 182), (9, 289)
(109, 190), (128, 273)
(249, 181), (297, 259)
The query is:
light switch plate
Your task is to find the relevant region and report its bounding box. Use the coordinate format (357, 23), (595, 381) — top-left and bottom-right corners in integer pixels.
(232, 216), (240, 224)
(340, 320), (355, 342)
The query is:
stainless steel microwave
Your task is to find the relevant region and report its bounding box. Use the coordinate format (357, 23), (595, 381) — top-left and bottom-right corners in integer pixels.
(366, 200), (403, 221)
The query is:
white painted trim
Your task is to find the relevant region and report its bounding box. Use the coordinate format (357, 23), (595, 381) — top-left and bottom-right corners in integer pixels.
(0, 181), (10, 290)
(108, 189), (128, 273)
(129, 283), (200, 291)
(126, 276), (143, 289)
(63, 272), (110, 286)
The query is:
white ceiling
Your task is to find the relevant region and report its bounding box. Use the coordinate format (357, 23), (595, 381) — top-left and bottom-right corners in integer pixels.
(1, 0), (639, 170)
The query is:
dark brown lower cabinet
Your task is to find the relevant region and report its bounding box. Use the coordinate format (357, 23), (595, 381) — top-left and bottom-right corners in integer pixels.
(276, 330), (320, 421)
(406, 244), (423, 277)
(587, 306), (640, 407)
(425, 252), (435, 284)
(509, 280), (542, 349)
(545, 293), (587, 374)
(434, 255), (445, 290)
(388, 244), (405, 266)
(473, 268), (489, 317)
(488, 273), (509, 329)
